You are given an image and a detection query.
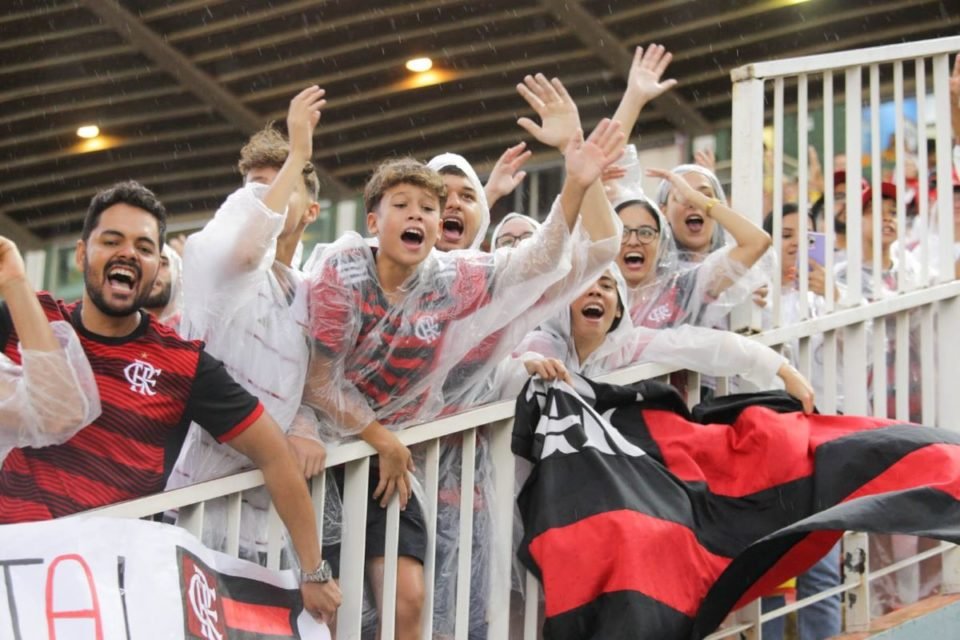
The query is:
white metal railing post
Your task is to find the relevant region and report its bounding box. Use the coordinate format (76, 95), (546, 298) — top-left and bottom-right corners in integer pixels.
(729, 72), (765, 334)
(487, 418), (516, 640)
(734, 596), (762, 639)
(842, 531), (871, 631)
(338, 457), (371, 640)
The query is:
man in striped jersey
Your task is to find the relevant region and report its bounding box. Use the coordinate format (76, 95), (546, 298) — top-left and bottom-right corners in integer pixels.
(0, 177), (341, 623)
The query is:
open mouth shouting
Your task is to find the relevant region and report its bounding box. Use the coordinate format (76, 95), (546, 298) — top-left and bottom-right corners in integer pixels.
(440, 215), (465, 244)
(105, 261), (140, 298)
(684, 213), (705, 233)
(400, 226), (426, 250)
(622, 251), (646, 271)
(581, 302), (606, 322)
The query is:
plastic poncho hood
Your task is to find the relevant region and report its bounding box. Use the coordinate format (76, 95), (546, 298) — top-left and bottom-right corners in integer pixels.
(656, 164), (729, 255)
(490, 212), (541, 250)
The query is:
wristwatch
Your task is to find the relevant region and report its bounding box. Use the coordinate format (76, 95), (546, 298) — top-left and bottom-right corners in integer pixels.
(300, 559), (333, 584)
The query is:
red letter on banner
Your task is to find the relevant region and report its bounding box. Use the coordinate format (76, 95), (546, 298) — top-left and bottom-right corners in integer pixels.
(45, 554), (104, 640)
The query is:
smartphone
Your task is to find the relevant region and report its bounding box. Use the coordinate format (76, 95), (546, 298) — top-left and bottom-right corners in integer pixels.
(806, 231), (826, 266)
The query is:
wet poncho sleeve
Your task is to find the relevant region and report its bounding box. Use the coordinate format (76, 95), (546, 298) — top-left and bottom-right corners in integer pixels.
(0, 321), (101, 455)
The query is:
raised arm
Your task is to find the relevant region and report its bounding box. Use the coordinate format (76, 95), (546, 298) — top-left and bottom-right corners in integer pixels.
(648, 167), (771, 282)
(611, 44), (677, 144)
(0, 237), (100, 443)
(484, 141), (532, 209)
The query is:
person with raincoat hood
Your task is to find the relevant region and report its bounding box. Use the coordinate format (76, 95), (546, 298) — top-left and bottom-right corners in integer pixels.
(303, 79), (626, 640)
(167, 87), (331, 563)
(516, 264), (814, 409)
(0, 235), (101, 466)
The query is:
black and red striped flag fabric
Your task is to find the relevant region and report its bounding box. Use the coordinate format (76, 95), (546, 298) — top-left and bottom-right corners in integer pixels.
(512, 376), (960, 639)
(178, 547), (305, 639)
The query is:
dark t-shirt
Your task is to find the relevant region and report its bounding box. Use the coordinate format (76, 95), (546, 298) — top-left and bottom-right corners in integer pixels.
(0, 293), (263, 523)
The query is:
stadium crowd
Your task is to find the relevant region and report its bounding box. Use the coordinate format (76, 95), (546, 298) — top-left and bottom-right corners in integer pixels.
(1, 44), (959, 639)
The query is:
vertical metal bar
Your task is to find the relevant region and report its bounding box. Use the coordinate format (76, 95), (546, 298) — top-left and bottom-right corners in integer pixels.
(266, 502), (283, 570)
(895, 311), (911, 422)
(686, 371), (702, 409)
(454, 429), (478, 640)
(933, 53), (955, 283)
(871, 319), (887, 418)
(338, 457), (371, 640)
(821, 330), (838, 414)
(735, 597), (762, 639)
(920, 304), (936, 425)
(772, 77), (785, 329)
(312, 472), (327, 547)
(914, 58), (930, 285)
(870, 64), (883, 294)
(845, 66), (864, 304)
(797, 73), (810, 319)
(823, 71), (837, 312)
(380, 496), (402, 640)
(730, 75), (766, 333)
(842, 531), (871, 631)
(421, 439), (441, 640)
(177, 501), (205, 539)
(529, 170), (540, 220)
(225, 492), (242, 557)
(523, 572), (540, 640)
(487, 418), (517, 640)
(893, 60), (908, 292)
(937, 295), (960, 591)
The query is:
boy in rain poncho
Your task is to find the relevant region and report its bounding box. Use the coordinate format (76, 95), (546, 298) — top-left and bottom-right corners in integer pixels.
(304, 113), (626, 639)
(167, 87), (329, 558)
(0, 236), (100, 465)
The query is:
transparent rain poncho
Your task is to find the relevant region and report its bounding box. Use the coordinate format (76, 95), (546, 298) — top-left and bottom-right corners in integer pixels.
(611, 187), (771, 330)
(516, 265), (786, 384)
(655, 163), (730, 259)
(168, 183), (318, 558)
(490, 212), (541, 248)
(0, 321), (101, 465)
(305, 193), (621, 635)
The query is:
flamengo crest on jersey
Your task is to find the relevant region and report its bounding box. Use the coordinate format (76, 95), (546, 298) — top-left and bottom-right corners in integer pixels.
(124, 359), (162, 396)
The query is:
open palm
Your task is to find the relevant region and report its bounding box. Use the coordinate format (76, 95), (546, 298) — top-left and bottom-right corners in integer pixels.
(628, 44), (678, 104)
(0, 237), (26, 291)
(516, 73), (581, 150)
(564, 119), (625, 188)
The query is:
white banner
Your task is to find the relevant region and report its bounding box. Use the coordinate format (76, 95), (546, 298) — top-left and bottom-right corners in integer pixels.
(0, 517), (330, 640)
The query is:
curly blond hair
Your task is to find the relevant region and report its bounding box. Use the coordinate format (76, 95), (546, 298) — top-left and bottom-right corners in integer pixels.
(363, 157), (447, 213)
(237, 125), (320, 200)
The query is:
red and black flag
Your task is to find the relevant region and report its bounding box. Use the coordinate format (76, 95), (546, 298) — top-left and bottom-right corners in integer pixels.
(178, 547), (305, 639)
(513, 377), (960, 640)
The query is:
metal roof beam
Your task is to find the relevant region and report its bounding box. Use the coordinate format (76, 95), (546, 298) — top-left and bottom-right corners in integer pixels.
(77, 0), (349, 197)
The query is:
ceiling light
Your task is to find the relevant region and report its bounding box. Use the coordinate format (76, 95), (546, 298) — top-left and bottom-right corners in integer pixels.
(76, 125), (100, 139)
(405, 57), (433, 73)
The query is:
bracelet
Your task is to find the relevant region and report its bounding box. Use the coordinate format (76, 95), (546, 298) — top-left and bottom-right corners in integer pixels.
(703, 198), (721, 216)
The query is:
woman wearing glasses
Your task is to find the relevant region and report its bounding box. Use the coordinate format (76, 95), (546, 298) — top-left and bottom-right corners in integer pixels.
(612, 171), (771, 330)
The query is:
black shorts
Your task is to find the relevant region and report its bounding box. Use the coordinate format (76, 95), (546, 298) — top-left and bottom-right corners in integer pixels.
(323, 460), (427, 577)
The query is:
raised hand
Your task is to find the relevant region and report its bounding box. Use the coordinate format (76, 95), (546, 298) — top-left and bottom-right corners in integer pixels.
(485, 141), (532, 206)
(626, 44), (677, 106)
(0, 236), (27, 294)
(564, 119), (625, 189)
(516, 74), (581, 150)
(646, 167), (713, 212)
(287, 86), (326, 161)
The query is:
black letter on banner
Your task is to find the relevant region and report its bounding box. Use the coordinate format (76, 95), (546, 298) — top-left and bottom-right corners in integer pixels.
(0, 558), (44, 640)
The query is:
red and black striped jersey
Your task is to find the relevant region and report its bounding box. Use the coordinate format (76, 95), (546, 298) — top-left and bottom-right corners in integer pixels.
(0, 293), (263, 523)
(311, 246), (494, 426)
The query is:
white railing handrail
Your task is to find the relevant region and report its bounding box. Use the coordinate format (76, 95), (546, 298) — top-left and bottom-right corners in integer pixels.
(731, 34), (960, 82)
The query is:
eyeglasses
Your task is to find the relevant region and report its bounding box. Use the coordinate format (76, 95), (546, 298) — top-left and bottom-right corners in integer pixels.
(495, 232), (535, 248)
(622, 225), (658, 244)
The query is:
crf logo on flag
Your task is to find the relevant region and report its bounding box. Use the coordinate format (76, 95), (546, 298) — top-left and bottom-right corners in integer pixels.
(181, 551), (227, 640)
(123, 359), (161, 396)
(189, 565), (223, 640)
(646, 303), (673, 325)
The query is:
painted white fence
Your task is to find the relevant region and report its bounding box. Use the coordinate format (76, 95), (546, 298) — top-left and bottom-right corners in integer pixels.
(85, 35), (960, 640)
